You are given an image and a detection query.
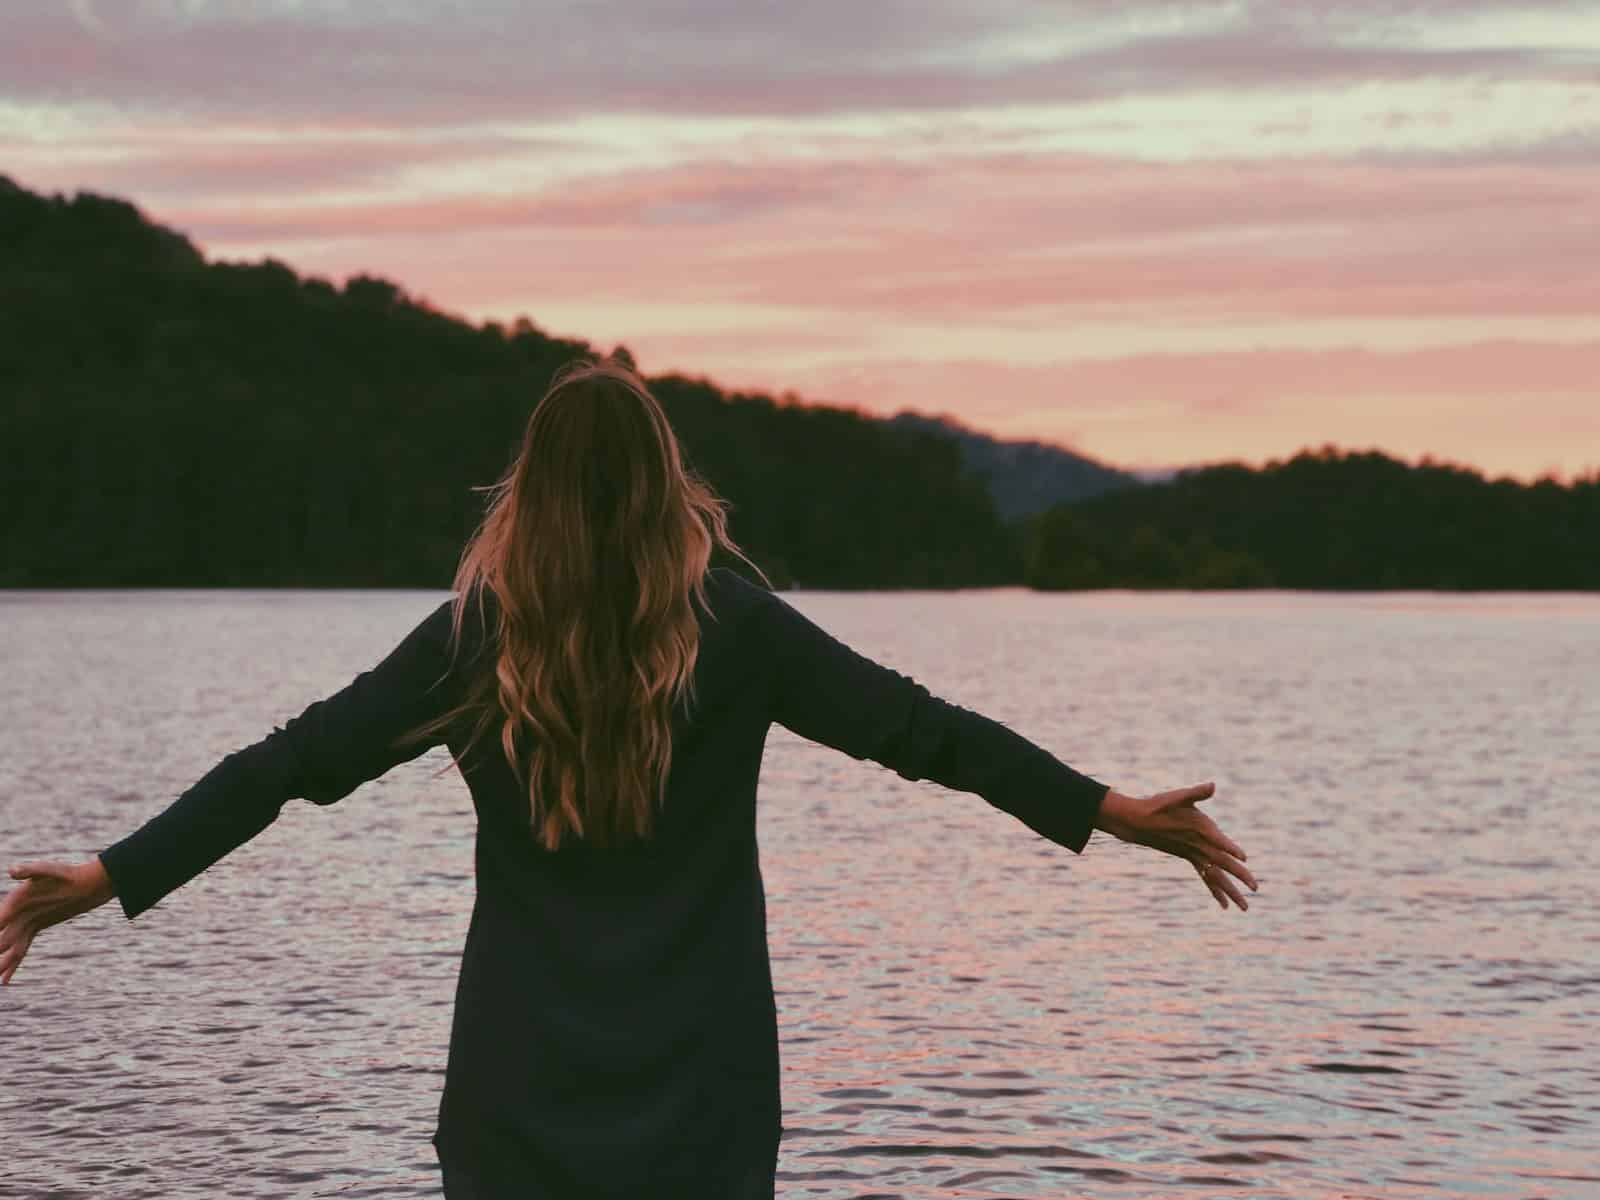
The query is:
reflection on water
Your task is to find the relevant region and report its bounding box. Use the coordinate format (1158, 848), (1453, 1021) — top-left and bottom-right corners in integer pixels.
(2, 588), (1596, 1198)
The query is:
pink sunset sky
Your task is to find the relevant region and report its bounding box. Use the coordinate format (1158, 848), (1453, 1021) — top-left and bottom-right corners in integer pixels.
(7, 0), (1599, 481)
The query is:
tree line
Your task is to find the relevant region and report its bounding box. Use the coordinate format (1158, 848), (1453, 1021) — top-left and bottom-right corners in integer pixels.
(0, 177), (1014, 590)
(1020, 447), (1598, 590)
(3, 175), (1593, 591)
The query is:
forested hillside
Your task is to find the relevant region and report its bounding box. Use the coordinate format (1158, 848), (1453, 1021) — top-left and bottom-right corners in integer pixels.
(0, 177), (1015, 589)
(5, 176), (1593, 592)
(1020, 446), (1598, 590)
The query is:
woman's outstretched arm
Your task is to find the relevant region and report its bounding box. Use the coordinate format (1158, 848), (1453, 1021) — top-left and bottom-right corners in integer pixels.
(91, 597), (466, 921)
(0, 595), (467, 986)
(757, 585), (1109, 852)
(756, 584), (1257, 907)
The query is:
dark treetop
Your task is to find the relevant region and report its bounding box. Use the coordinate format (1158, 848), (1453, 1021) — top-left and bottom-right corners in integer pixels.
(97, 568), (1109, 1198)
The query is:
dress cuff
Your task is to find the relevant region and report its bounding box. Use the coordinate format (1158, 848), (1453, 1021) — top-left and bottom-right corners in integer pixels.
(97, 841), (153, 921)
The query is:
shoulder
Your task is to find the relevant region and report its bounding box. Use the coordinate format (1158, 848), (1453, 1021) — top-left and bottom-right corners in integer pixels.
(707, 565), (770, 593)
(413, 587), (499, 674)
(703, 568), (800, 654)
(705, 566), (778, 620)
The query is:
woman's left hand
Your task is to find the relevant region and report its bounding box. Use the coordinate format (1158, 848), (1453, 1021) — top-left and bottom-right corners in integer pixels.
(0, 858), (117, 986)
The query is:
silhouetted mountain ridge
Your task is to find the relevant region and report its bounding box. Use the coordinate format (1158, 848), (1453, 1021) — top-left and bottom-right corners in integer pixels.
(884, 411), (1140, 519)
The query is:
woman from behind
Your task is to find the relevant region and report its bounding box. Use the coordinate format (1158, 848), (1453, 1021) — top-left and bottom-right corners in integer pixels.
(2, 353), (1257, 1199)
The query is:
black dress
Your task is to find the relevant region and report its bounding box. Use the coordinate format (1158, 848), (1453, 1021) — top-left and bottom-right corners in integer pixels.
(97, 567), (1109, 1199)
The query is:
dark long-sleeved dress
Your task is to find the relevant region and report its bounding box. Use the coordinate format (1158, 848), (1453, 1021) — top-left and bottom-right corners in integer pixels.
(97, 567), (1109, 1199)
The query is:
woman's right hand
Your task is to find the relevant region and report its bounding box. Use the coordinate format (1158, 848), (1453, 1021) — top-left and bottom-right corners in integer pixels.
(1094, 782), (1258, 911)
(0, 858), (117, 985)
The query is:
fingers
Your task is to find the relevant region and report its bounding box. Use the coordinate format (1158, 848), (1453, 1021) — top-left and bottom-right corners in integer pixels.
(0, 905), (35, 959)
(9, 862), (72, 884)
(0, 928), (33, 986)
(0, 875), (42, 928)
(1155, 781), (1219, 823)
(1166, 791), (1252, 877)
(1165, 781), (1215, 806)
(0, 865), (84, 986)
(1201, 848), (1258, 894)
(1211, 868), (1249, 911)
(1195, 860), (1250, 912)
(1192, 810), (1246, 863)
(0, 866), (99, 966)
(1194, 860), (1229, 909)
(1154, 836), (1257, 911)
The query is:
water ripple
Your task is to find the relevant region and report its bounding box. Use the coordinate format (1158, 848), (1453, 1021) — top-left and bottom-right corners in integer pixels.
(3, 588), (1597, 1197)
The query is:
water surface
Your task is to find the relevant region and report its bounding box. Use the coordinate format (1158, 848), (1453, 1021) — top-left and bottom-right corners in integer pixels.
(2, 588), (1596, 1198)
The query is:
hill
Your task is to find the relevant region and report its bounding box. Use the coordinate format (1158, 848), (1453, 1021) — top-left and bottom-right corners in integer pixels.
(4, 175), (1592, 592)
(884, 411), (1139, 520)
(1020, 446), (1599, 590)
(0, 175), (1016, 590)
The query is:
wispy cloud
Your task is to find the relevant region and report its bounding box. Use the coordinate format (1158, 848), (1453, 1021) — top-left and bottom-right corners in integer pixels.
(11, 2), (1595, 118)
(120, 155), (1597, 325)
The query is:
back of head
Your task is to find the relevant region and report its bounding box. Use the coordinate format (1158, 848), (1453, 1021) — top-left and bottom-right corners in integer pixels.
(417, 352), (765, 849)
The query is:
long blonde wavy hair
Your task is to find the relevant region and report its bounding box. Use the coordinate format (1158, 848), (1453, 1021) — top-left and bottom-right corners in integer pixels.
(399, 353), (766, 850)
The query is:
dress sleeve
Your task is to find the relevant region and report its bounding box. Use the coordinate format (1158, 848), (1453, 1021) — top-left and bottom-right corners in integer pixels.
(758, 587), (1109, 854)
(97, 597), (465, 921)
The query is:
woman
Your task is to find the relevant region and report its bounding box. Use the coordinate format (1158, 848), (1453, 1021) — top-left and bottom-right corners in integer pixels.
(0, 354), (1257, 1198)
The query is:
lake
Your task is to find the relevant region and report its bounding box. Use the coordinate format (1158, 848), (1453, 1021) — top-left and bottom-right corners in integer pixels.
(2, 588), (1596, 1198)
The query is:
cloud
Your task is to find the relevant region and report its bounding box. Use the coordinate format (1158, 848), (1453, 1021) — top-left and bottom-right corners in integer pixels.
(3, 0), (1594, 123)
(2, 128), (556, 197)
(55, 152), (1590, 326)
